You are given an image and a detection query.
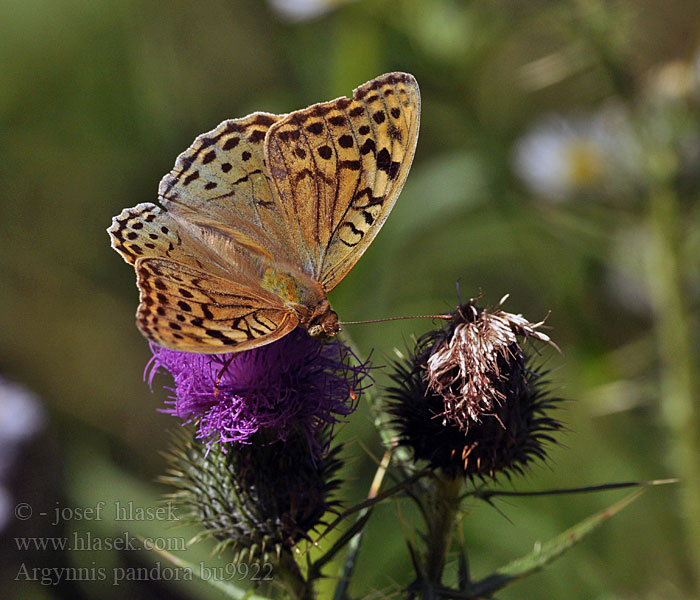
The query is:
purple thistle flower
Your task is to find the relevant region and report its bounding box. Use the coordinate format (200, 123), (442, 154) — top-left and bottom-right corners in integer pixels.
(146, 329), (369, 454)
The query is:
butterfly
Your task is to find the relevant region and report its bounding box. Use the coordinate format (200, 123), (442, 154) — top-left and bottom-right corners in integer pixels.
(108, 72), (420, 353)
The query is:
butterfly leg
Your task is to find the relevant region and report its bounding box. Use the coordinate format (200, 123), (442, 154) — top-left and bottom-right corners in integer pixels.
(214, 355), (236, 397)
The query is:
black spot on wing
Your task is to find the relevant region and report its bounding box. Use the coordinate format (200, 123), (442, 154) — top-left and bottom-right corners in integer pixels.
(222, 136), (240, 150)
(376, 147), (401, 180)
(183, 171), (199, 185)
(372, 111), (385, 124)
(248, 130), (266, 143)
(306, 122), (324, 135)
(360, 139), (376, 155)
(318, 146), (333, 160)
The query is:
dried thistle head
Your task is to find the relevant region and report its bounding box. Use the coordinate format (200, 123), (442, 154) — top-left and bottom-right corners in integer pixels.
(422, 296), (554, 429)
(386, 297), (563, 479)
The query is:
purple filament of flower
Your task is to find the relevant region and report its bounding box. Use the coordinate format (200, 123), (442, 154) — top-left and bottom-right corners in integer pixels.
(145, 329), (368, 452)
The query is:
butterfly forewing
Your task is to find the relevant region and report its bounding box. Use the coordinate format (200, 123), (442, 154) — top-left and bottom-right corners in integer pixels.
(158, 112), (297, 262)
(265, 72), (420, 291)
(135, 257), (298, 353)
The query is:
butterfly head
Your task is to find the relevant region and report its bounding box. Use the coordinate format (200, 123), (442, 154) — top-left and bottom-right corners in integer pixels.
(307, 302), (340, 339)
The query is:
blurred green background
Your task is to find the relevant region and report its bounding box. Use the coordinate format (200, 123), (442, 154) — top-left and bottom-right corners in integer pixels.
(1, 0), (699, 598)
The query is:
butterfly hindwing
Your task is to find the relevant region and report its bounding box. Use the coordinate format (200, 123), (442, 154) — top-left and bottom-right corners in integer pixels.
(108, 202), (254, 284)
(109, 203), (192, 266)
(264, 72), (420, 290)
(135, 257), (299, 353)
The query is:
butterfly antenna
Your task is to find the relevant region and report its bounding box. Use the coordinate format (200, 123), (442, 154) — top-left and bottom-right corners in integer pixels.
(339, 314), (453, 326)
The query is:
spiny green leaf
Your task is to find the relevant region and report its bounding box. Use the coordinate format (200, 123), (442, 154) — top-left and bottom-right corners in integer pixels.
(470, 489), (645, 596)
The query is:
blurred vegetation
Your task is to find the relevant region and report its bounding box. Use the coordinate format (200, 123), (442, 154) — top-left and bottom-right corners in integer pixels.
(1, 0), (699, 598)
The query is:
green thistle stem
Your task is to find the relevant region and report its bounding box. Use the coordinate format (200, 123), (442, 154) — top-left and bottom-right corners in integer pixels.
(646, 182), (700, 590)
(339, 331), (414, 463)
(276, 550), (314, 600)
(422, 474), (464, 584)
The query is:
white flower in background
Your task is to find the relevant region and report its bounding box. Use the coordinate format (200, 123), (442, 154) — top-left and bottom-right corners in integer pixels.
(512, 108), (640, 201)
(0, 377), (45, 531)
(0, 378), (44, 448)
(268, 0), (354, 21)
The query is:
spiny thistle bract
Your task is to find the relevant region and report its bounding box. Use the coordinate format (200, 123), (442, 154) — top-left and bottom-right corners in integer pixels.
(386, 300), (563, 479)
(161, 428), (343, 564)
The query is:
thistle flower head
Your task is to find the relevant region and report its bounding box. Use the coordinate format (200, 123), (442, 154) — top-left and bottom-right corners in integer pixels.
(162, 428), (343, 563)
(147, 329), (370, 455)
(387, 298), (563, 479)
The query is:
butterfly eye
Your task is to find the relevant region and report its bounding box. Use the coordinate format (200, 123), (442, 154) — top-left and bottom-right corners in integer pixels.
(308, 309), (340, 339)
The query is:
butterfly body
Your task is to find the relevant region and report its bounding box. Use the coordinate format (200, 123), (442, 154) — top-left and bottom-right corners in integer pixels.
(260, 265), (340, 338)
(109, 72), (420, 353)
